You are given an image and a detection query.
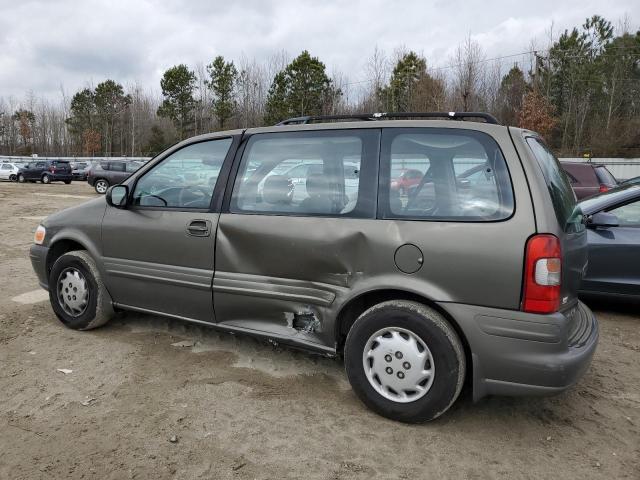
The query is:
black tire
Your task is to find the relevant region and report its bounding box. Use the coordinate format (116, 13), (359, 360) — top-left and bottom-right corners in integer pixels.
(48, 251), (114, 330)
(344, 300), (466, 423)
(94, 179), (109, 194)
(17, 173), (25, 183)
(64, 180), (71, 184)
(9, 174), (16, 182)
(41, 174), (51, 184)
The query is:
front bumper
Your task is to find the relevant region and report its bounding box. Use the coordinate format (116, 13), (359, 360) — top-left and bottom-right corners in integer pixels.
(438, 301), (598, 401)
(30, 244), (50, 290)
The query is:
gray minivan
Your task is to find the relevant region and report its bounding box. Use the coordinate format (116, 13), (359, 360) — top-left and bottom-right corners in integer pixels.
(29, 112), (598, 422)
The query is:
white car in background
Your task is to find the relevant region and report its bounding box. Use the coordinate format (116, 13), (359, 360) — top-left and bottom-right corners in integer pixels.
(0, 163), (20, 182)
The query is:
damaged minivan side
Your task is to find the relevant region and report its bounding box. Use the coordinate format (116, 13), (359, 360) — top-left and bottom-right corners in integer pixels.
(29, 112), (598, 423)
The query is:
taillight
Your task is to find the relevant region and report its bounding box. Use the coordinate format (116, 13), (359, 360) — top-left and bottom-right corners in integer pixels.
(599, 184), (608, 193)
(522, 234), (561, 314)
(49, 166), (56, 173)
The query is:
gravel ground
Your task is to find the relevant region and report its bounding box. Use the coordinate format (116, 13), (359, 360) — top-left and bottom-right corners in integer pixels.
(0, 180), (638, 479)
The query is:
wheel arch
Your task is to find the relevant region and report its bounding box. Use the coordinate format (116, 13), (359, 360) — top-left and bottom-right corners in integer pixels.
(334, 288), (472, 383)
(46, 233), (102, 280)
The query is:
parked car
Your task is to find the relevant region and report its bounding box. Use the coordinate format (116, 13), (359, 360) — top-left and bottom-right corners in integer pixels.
(29, 112), (598, 423)
(87, 160), (143, 194)
(71, 161), (92, 181)
(391, 168), (423, 195)
(257, 160), (360, 205)
(578, 184), (640, 301)
(0, 162), (20, 181)
(560, 161), (618, 199)
(17, 160), (72, 184)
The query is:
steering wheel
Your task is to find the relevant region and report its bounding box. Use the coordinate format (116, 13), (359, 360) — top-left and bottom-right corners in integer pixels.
(178, 185), (212, 207)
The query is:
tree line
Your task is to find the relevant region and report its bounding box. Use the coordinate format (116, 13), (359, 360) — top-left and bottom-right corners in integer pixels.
(0, 15), (638, 158)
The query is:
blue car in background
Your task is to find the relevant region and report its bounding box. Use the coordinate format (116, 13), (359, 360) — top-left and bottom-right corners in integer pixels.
(579, 184), (640, 301)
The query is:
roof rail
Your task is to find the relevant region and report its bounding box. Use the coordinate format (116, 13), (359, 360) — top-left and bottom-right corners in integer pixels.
(275, 111), (500, 126)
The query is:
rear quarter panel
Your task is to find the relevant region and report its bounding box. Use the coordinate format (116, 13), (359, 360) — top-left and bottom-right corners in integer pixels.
(510, 129), (588, 307)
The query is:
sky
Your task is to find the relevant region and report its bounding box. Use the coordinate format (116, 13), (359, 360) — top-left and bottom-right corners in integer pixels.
(0, 0), (638, 102)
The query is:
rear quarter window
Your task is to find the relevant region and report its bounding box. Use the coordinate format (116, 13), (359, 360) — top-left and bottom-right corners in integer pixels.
(526, 138), (583, 232)
(381, 128), (514, 221)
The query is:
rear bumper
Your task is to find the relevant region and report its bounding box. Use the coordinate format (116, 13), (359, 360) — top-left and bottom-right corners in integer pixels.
(438, 301), (598, 401)
(51, 174), (73, 181)
(30, 244), (50, 290)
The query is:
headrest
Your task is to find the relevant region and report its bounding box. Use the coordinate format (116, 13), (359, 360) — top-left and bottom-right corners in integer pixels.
(263, 175), (292, 205)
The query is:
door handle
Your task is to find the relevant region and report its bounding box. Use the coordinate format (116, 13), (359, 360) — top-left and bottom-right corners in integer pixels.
(187, 219), (211, 237)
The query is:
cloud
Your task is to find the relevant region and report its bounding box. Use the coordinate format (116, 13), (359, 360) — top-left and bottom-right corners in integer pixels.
(0, 0), (638, 101)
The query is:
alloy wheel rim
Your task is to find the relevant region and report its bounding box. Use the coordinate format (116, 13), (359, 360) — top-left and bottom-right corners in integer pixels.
(56, 268), (89, 317)
(362, 327), (435, 403)
(96, 181), (107, 193)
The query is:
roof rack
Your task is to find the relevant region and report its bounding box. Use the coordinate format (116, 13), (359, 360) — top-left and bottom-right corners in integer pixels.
(275, 111), (500, 126)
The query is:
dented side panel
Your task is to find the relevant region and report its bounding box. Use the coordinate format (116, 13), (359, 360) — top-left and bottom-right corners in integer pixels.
(213, 125), (536, 351)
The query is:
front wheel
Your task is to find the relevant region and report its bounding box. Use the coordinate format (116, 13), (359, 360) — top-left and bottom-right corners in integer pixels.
(64, 180), (71, 184)
(17, 173), (26, 183)
(344, 300), (466, 423)
(41, 174), (51, 184)
(49, 251), (115, 330)
(94, 179), (109, 194)
(9, 174), (17, 182)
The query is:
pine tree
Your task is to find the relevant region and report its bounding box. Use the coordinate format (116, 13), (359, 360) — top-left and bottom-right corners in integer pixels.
(206, 56), (238, 129)
(157, 64), (197, 140)
(264, 51), (340, 124)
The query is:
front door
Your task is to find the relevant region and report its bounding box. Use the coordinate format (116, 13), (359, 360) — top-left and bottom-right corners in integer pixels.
(102, 136), (235, 322)
(584, 198), (640, 296)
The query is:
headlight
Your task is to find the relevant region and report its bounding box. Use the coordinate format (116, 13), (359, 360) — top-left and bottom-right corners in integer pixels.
(34, 225), (46, 245)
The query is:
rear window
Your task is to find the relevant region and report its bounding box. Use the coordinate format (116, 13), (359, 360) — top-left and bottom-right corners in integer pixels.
(526, 137), (582, 232)
(382, 128), (514, 221)
(594, 166), (617, 185)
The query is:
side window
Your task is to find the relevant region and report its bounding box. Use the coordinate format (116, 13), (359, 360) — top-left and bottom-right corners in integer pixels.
(1, 164), (11, 170)
(111, 162), (126, 172)
(383, 129), (514, 221)
(100, 162), (110, 171)
(133, 138), (232, 209)
(609, 200), (640, 227)
(230, 131), (377, 216)
(126, 162), (142, 173)
(36, 162), (45, 168)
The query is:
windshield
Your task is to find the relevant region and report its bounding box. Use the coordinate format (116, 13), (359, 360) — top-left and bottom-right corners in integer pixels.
(526, 137), (583, 233)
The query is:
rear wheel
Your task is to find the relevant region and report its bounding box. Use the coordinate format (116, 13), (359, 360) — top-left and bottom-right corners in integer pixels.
(344, 300), (466, 423)
(49, 251), (114, 330)
(41, 174), (51, 184)
(17, 173), (25, 183)
(94, 179), (109, 194)
(9, 174), (16, 181)
(64, 180), (71, 184)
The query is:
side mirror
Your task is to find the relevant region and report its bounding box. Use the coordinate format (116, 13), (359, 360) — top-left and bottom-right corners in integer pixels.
(588, 211), (618, 228)
(106, 185), (129, 209)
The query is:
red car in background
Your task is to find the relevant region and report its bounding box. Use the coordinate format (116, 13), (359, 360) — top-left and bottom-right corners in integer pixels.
(390, 168), (423, 194)
(560, 161), (618, 200)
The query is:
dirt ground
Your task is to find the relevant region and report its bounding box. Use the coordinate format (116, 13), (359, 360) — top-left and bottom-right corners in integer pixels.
(0, 180), (638, 480)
